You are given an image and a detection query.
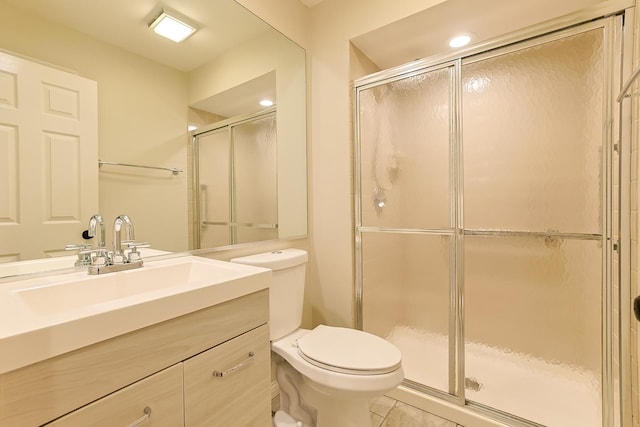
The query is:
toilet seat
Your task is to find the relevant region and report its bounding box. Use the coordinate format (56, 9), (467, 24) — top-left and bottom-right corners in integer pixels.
(295, 325), (401, 375)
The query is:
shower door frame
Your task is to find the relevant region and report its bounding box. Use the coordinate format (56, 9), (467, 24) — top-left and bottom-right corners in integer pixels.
(353, 2), (633, 426)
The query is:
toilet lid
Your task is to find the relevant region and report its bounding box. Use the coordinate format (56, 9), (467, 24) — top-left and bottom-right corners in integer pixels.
(296, 325), (401, 375)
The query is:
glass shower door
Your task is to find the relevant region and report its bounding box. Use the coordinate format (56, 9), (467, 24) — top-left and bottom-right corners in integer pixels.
(357, 65), (456, 395)
(355, 15), (620, 427)
(461, 27), (606, 426)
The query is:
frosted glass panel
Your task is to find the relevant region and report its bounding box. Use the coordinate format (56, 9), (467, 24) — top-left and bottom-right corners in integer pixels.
(232, 115), (278, 243)
(463, 29), (603, 234)
(198, 129), (230, 248)
(233, 116), (277, 223)
(361, 232), (451, 393)
(464, 236), (602, 426)
(359, 67), (451, 229)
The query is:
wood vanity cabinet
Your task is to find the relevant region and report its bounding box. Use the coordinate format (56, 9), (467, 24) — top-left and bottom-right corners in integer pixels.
(0, 289), (271, 427)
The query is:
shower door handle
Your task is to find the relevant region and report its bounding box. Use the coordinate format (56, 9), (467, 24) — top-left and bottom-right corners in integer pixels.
(634, 295), (640, 322)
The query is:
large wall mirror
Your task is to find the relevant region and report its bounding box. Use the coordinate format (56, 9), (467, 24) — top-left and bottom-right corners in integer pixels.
(0, 0), (307, 278)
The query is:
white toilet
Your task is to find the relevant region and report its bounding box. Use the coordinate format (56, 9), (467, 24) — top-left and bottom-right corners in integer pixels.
(231, 249), (404, 427)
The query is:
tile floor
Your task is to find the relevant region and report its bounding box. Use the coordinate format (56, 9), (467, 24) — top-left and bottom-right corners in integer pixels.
(369, 395), (464, 427)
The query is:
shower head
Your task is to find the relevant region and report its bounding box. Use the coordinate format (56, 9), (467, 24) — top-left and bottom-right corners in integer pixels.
(373, 186), (386, 214)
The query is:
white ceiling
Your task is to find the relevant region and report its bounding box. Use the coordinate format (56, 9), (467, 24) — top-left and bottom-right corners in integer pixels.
(2, 0), (273, 72)
(352, 0), (606, 70)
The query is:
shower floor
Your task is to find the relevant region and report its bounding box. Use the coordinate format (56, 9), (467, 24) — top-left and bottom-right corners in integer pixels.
(387, 326), (601, 427)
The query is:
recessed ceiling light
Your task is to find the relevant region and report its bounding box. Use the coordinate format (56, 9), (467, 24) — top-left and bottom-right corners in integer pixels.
(449, 35), (471, 48)
(150, 11), (196, 43)
(260, 99), (274, 107)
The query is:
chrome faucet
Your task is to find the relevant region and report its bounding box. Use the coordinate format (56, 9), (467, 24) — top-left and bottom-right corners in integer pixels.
(88, 214), (106, 249)
(86, 214), (149, 275)
(88, 214), (108, 266)
(65, 214), (106, 267)
(112, 214), (134, 263)
(68, 214), (149, 274)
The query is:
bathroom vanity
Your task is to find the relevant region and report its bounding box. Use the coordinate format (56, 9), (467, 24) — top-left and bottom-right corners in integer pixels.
(0, 256), (272, 426)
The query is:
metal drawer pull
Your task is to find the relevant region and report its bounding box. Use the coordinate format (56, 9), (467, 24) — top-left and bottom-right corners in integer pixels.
(212, 352), (255, 377)
(126, 406), (151, 427)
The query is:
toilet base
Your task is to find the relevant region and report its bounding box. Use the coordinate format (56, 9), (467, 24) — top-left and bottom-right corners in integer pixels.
(273, 410), (303, 427)
(275, 356), (315, 426)
(300, 379), (371, 427)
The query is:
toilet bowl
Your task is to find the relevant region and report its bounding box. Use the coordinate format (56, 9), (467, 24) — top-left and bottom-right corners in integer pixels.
(272, 327), (403, 426)
(231, 249), (404, 427)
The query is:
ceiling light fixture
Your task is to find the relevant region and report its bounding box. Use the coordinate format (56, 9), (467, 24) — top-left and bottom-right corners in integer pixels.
(150, 11), (196, 43)
(259, 99), (274, 107)
(449, 35), (471, 48)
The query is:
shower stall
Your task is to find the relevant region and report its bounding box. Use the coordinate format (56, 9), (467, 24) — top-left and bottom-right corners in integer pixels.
(354, 10), (630, 427)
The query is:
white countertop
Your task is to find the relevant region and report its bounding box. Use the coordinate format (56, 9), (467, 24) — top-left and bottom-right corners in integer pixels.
(0, 255), (270, 374)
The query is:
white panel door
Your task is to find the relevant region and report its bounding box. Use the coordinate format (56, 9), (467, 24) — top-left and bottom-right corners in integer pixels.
(0, 52), (98, 262)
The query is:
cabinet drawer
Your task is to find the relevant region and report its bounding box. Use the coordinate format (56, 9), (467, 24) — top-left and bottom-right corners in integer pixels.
(184, 324), (270, 427)
(46, 364), (183, 427)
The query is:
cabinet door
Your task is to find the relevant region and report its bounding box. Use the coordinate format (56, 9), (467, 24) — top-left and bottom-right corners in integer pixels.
(45, 364), (183, 427)
(184, 324), (270, 427)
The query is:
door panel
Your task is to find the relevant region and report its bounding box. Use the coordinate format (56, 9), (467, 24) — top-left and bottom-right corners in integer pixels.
(0, 52), (98, 261)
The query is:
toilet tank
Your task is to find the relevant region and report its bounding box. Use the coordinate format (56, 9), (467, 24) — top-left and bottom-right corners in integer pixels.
(230, 249), (308, 340)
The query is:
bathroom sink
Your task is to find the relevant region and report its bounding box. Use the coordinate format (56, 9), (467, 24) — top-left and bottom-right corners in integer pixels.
(13, 258), (240, 315)
(0, 255), (271, 374)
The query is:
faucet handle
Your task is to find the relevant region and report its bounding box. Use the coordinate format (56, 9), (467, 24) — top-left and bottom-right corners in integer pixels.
(122, 241), (150, 263)
(92, 248), (108, 267)
(65, 243), (94, 267)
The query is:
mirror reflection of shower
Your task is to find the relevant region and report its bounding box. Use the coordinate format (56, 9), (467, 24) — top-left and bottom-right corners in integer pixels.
(193, 109), (278, 248)
(371, 84), (400, 216)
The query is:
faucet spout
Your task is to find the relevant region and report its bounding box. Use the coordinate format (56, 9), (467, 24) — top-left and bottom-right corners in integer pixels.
(88, 214), (146, 274)
(113, 214), (135, 256)
(88, 214), (106, 248)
